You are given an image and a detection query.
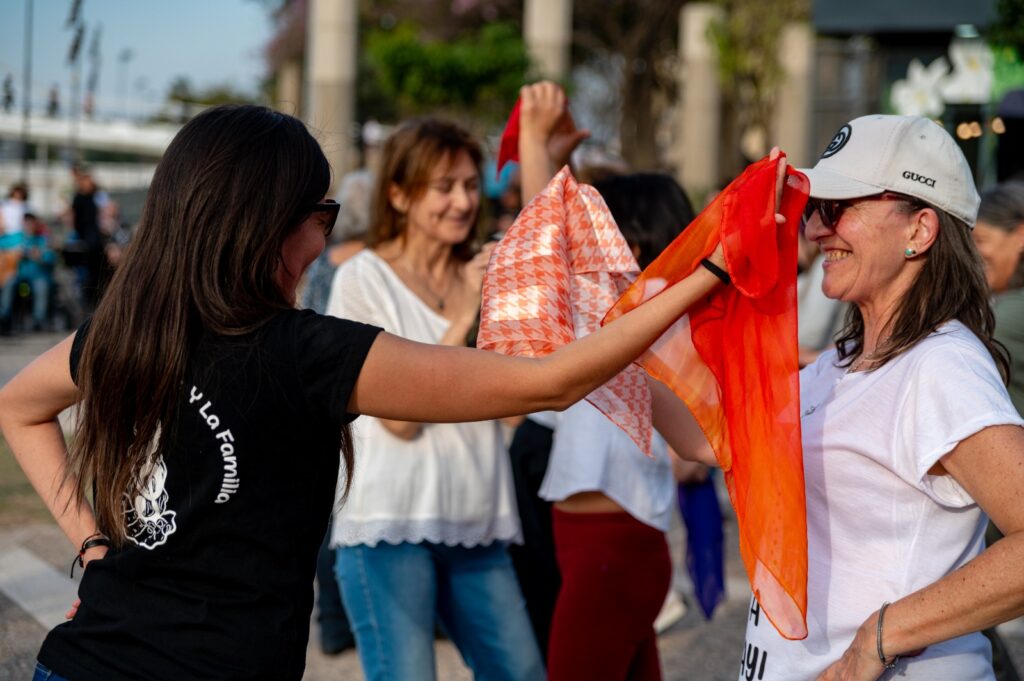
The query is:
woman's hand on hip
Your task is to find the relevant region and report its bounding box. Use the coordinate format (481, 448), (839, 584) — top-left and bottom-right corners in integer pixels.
(816, 623), (885, 681)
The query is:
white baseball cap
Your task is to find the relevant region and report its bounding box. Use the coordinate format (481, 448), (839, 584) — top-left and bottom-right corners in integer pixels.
(799, 114), (980, 226)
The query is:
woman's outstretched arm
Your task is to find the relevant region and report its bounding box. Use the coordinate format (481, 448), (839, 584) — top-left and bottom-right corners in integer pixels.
(0, 335), (106, 564)
(348, 262), (724, 423)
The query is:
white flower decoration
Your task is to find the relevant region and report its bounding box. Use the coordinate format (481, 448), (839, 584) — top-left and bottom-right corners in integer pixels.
(891, 57), (949, 117)
(940, 39), (994, 104)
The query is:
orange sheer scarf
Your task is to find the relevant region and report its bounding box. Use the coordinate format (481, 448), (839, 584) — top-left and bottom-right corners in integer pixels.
(604, 154), (809, 639)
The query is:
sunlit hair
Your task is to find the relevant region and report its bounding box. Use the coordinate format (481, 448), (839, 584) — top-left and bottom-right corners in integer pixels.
(367, 118), (483, 261)
(978, 182), (1024, 290)
(834, 195), (1009, 381)
(69, 105), (359, 546)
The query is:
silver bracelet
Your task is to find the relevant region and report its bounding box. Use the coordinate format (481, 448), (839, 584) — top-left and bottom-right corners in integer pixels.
(876, 601), (900, 670)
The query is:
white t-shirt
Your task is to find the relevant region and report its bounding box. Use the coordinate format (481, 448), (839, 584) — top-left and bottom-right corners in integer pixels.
(326, 249), (521, 548)
(1, 199), (27, 236)
(540, 400), (675, 532)
(741, 321), (1022, 680)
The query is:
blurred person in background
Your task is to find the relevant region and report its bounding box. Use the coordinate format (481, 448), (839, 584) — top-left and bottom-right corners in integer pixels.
(0, 183), (31, 334)
(325, 118), (544, 681)
(100, 200), (132, 271)
(67, 166), (108, 309)
(0, 217), (23, 336)
(974, 182), (1024, 412)
(2, 182), (30, 236)
(15, 213), (57, 332)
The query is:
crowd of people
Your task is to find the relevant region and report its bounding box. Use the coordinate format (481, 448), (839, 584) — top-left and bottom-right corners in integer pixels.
(0, 168), (129, 336)
(0, 81), (1022, 681)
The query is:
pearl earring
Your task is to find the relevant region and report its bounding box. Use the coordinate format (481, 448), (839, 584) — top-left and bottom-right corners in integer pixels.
(904, 247), (917, 258)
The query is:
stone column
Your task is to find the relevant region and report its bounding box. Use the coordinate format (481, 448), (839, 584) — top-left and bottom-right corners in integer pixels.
(306, 0), (358, 191)
(274, 58), (303, 118)
(524, 0), (572, 81)
(772, 22), (815, 167)
(676, 3), (724, 199)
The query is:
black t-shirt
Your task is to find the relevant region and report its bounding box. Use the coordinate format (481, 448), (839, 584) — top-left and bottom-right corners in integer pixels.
(38, 309), (381, 681)
(71, 191), (101, 247)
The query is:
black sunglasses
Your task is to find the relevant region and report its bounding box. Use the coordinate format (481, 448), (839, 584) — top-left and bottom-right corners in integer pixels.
(804, 198), (849, 229)
(307, 199), (340, 237)
(804, 193), (917, 229)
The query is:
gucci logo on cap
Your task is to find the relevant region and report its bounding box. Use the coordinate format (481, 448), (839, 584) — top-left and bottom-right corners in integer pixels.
(902, 170), (936, 187)
(821, 125), (852, 158)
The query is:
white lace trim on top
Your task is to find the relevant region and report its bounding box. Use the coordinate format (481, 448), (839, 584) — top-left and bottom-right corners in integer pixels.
(331, 516), (523, 548)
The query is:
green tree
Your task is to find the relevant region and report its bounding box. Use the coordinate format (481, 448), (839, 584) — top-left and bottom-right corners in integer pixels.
(155, 76), (258, 123)
(709, 0), (810, 174)
(261, 0), (529, 130)
(572, 0), (687, 170)
(989, 0), (1024, 55)
(365, 21), (530, 125)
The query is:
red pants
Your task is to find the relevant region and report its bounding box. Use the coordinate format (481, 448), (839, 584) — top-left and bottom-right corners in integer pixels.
(547, 508), (672, 681)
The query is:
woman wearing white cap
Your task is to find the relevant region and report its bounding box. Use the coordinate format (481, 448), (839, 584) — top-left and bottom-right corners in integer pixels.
(738, 114), (1024, 680)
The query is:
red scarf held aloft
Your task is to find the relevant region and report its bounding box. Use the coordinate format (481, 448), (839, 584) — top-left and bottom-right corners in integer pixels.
(604, 154), (810, 640)
(496, 98), (522, 175)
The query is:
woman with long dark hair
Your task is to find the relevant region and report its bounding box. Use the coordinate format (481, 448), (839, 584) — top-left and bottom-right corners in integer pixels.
(0, 105), (734, 681)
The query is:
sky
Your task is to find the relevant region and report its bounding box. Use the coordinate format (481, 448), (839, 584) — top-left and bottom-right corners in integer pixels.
(0, 0), (273, 120)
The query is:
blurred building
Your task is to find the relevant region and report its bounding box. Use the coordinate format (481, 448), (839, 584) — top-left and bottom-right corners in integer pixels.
(266, 1), (1009, 198)
(811, 0), (998, 182)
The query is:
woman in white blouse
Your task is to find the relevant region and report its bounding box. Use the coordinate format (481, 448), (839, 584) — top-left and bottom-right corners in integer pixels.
(325, 118), (542, 681)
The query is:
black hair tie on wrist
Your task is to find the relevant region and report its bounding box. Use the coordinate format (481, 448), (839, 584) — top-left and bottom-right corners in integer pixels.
(700, 258), (731, 285)
(71, 533), (111, 578)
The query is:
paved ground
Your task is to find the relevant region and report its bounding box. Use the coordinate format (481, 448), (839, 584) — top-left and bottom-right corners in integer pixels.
(2, 331), (1022, 680)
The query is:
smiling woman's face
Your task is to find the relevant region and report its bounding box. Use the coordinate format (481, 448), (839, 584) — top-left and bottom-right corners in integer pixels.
(393, 150), (480, 247)
(804, 196), (918, 311)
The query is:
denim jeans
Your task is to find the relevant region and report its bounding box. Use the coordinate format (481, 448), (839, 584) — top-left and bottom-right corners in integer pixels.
(0, 277), (14, 321)
(26, 276), (50, 325)
(32, 661), (71, 681)
(336, 541), (544, 681)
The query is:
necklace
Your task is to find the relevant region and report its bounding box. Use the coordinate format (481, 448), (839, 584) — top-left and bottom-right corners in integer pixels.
(802, 350), (877, 419)
(848, 349), (883, 374)
(393, 260), (454, 311)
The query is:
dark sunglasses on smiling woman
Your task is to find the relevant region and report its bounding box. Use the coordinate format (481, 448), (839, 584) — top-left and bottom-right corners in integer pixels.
(804, 192), (925, 230)
(305, 199), (340, 237)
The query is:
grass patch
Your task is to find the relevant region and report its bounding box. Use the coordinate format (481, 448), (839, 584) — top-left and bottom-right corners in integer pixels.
(0, 433), (52, 527)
